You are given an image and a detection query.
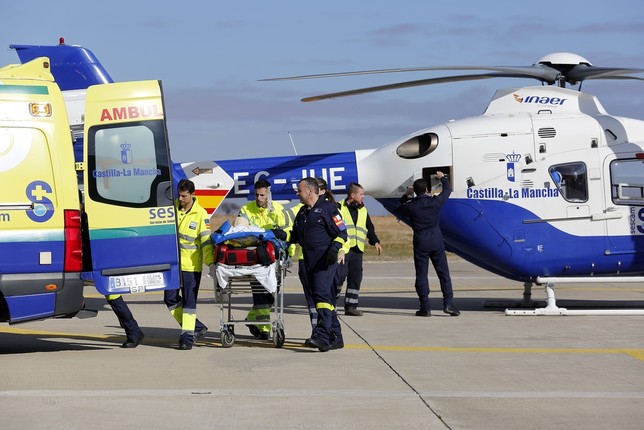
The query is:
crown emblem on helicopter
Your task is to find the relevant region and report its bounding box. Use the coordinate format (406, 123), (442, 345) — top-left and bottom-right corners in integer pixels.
(505, 152), (521, 163)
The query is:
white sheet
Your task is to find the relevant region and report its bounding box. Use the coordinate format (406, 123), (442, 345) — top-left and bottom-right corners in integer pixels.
(215, 262), (277, 293)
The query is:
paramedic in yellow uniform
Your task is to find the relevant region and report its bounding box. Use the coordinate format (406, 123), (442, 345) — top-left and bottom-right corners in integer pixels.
(164, 179), (215, 350)
(237, 179), (286, 340)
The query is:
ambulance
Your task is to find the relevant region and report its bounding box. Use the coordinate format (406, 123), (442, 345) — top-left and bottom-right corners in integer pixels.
(0, 48), (180, 324)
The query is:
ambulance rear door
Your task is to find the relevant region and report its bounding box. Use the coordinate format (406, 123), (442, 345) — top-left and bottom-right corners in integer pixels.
(82, 80), (180, 296)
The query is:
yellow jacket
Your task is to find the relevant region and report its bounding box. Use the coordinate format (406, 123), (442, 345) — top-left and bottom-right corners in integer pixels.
(338, 198), (369, 254)
(176, 197), (214, 272)
(284, 203), (303, 259)
(238, 201), (286, 230)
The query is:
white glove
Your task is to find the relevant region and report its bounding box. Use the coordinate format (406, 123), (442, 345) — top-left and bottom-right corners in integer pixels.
(208, 263), (216, 278)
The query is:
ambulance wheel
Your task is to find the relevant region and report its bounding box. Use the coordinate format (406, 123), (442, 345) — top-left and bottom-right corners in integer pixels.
(221, 330), (235, 348)
(273, 327), (285, 348)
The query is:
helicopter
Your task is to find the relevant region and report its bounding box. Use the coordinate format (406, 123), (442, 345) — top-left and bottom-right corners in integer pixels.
(10, 41), (644, 316)
(250, 52), (644, 316)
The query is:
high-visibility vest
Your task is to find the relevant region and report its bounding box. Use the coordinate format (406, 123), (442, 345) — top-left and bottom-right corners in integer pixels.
(338, 199), (368, 253)
(284, 203), (303, 259)
(238, 201), (286, 230)
(176, 197), (214, 272)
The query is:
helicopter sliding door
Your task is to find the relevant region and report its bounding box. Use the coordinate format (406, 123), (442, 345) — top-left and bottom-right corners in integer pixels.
(603, 154), (644, 261)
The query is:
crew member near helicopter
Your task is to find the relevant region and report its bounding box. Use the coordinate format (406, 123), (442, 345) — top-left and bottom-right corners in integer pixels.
(396, 171), (460, 317)
(336, 182), (382, 316)
(283, 178), (336, 337)
(286, 177), (348, 351)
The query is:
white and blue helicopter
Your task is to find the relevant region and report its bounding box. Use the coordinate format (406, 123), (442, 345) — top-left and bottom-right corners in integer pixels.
(12, 40), (644, 315)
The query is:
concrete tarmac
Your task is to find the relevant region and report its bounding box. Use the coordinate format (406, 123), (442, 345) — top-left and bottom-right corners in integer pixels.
(1, 258), (644, 429)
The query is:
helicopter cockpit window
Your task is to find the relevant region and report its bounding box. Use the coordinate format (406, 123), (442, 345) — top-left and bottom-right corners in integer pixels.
(549, 162), (588, 203)
(396, 133), (438, 159)
(610, 159), (644, 206)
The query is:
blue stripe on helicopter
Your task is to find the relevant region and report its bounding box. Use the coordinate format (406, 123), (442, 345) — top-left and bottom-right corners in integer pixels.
(378, 197), (644, 282)
(173, 152), (359, 201)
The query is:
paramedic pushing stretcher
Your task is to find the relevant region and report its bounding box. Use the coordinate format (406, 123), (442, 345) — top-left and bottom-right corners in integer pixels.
(237, 179), (287, 340)
(284, 178), (348, 352)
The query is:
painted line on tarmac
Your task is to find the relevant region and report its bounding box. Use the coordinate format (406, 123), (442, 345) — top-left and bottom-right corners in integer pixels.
(349, 344), (644, 362)
(0, 326), (112, 340)
(2, 389), (643, 399)
(417, 390), (644, 398)
(0, 388), (417, 398)
(3, 326), (643, 362)
(362, 276), (500, 280)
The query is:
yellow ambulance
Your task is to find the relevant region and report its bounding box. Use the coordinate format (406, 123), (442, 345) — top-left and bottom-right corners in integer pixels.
(0, 55), (180, 324)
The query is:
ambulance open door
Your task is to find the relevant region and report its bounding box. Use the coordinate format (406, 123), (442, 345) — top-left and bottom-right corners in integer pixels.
(82, 80), (180, 296)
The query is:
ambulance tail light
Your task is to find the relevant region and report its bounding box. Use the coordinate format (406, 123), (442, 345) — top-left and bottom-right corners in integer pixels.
(64, 209), (83, 272)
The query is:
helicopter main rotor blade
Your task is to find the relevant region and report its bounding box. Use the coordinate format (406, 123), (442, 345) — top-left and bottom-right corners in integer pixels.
(584, 75), (644, 82)
(261, 65), (559, 82)
(262, 55), (644, 102)
(567, 65), (644, 83)
(301, 72), (545, 102)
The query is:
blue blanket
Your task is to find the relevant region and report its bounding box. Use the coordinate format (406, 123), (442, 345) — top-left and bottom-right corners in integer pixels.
(211, 220), (288, 252)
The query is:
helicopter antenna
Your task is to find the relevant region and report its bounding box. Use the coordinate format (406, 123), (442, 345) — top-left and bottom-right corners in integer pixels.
(288, 131), (298, 155)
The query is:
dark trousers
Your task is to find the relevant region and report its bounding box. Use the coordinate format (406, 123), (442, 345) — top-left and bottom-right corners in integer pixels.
(337, 249), (363, 309)
(413, 229), (454, 311)
(107, 295), (142, 341)
(303, 263), (342, 346)
(298, 260), (317, 331)
(164, 271), (207, 344)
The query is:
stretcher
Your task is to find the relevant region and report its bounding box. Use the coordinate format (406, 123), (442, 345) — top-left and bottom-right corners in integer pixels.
(211, 223), (289, 348)
(214, 255), (288, 348)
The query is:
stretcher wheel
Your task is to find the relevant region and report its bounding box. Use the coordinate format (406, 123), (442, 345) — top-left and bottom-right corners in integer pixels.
(221, 329), (235, 348)
(273, 326), (285, 348)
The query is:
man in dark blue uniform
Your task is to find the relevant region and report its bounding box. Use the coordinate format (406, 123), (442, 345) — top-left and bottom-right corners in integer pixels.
(106, 294), (144, 348)
(396, 171), (460, 317)
(289, 177), (348, 351)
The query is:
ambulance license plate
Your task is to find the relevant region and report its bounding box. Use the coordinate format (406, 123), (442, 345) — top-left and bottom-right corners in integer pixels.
(109, 272), (165, 293)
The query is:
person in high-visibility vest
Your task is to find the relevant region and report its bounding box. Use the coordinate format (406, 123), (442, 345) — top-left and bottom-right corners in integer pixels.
(337, 182), (382, 316)
(237, 179), (287, 340)
(164, 179), (215, 350)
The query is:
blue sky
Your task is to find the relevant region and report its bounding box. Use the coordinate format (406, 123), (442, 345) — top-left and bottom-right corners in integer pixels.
(2, 1), (643, 164)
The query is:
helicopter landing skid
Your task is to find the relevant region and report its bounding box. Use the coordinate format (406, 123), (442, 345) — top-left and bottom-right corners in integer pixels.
(483, 282), (542, 309)
(505, 278), (644, 316)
